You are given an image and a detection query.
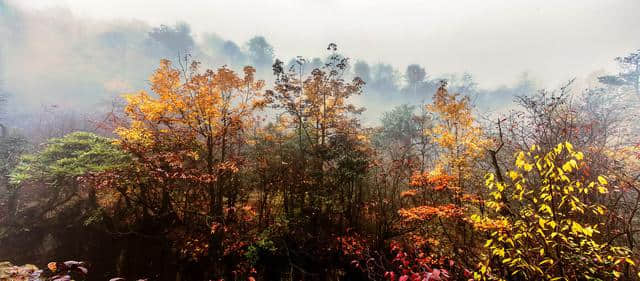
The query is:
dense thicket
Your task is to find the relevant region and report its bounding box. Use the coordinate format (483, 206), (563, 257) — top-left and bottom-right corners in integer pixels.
(1, 46), (639, 281)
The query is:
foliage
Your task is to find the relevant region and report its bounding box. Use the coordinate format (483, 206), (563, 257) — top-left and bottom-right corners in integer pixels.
(395, 82), (487, 267)
(477, 142), (638, 280)
(0, 261), (42, 281)
(598, 49), (640, 96)
(0, 133), (29, 186)
(3, 46), (640, 281)
(9, 132), (129, 186)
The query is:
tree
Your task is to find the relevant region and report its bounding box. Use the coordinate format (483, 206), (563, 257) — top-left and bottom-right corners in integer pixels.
(501, 79), (640, 263)
(148, 23), (195, 55)
(599, 49), (640, 96)
(370, 63), (399, 93)
(353, 60), (371, 83)
(405, 64), (426, 95)
(9, 132), (128, 193)
(221, 40), (247, 66)
(477, 142), (637, 280)
(114, 58), (266, 277)
(269, 44), (365, 214)
(374, 104), (419, 149)
(427, 81), (486, 189)
(246, 36), (274, 70)
(7, 132), (128, 233)
(396, 81), (487, 268)
(262, 45), (371, 278)
(0, 133), (28, 182)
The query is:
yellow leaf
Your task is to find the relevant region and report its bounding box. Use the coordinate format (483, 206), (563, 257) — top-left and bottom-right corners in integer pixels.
(597, 176), (608, 185)
(598, 185), (608, 194)
(484, 239), (493, 247)
(625, 258), (636, 266)
(539, 258), (554, 266)
(538, 218), (547, 229)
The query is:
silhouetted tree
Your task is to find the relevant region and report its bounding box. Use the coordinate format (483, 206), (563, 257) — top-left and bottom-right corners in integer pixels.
(221, 40), (247, 66)
(246, 36), (274, 70)
(599, 49), (640, 96)
(353, 60), (371, 83)
(148, 23), (195, 54)
(405, 64), (426, 95)
(370, 63), (398, 93)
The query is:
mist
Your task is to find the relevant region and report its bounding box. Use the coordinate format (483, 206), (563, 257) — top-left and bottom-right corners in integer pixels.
(1, 0), (639, 128)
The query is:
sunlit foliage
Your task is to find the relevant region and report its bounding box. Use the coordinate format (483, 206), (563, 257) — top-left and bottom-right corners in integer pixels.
(476, 142), (638, 280)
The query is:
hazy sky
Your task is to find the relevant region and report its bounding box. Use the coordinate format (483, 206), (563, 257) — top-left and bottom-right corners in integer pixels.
(10, 0), (640, 88)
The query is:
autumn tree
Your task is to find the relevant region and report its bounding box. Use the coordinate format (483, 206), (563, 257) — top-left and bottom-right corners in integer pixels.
(255, 44), (370, 278)
(397, 81), (487, 267)
(501, 81), (640, 260)
(114, 58), (266, 277)
(477, 142), (638, 280)
(269, 44), (365, 217)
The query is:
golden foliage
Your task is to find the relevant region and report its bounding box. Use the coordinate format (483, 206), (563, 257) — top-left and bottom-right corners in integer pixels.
(477, 142), (636, 280)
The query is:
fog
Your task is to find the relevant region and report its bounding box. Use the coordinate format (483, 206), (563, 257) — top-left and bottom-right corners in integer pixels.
(2, 0), (640, 125)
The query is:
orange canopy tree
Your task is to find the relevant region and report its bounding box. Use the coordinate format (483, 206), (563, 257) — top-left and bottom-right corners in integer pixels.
(114, 58), (267, 274)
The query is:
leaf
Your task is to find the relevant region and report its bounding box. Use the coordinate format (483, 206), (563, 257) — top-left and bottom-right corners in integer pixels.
(597, 176), (608, 185)
(539, 258), (554, 266)
(47, 262), (57, 272)
(539, 218), (547, 229)
(484, 239), (493, 247)
(598, 185), (608, 194)
(625, 258), (636, 266)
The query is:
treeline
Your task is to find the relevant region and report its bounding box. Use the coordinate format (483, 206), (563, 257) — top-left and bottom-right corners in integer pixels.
(0, 46), (639, 281)
(1, 0), (537, 127)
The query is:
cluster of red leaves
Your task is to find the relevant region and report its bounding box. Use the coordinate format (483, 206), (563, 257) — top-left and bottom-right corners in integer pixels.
(340, 233), (473, 281)
(336, 234), (370, 257)
(382, 241), (472, 281)
(168, 205), (258, 279)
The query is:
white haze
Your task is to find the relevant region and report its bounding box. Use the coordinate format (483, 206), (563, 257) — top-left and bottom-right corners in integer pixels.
(13, 0), (640, 87)
(2, 0), (640, 125)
